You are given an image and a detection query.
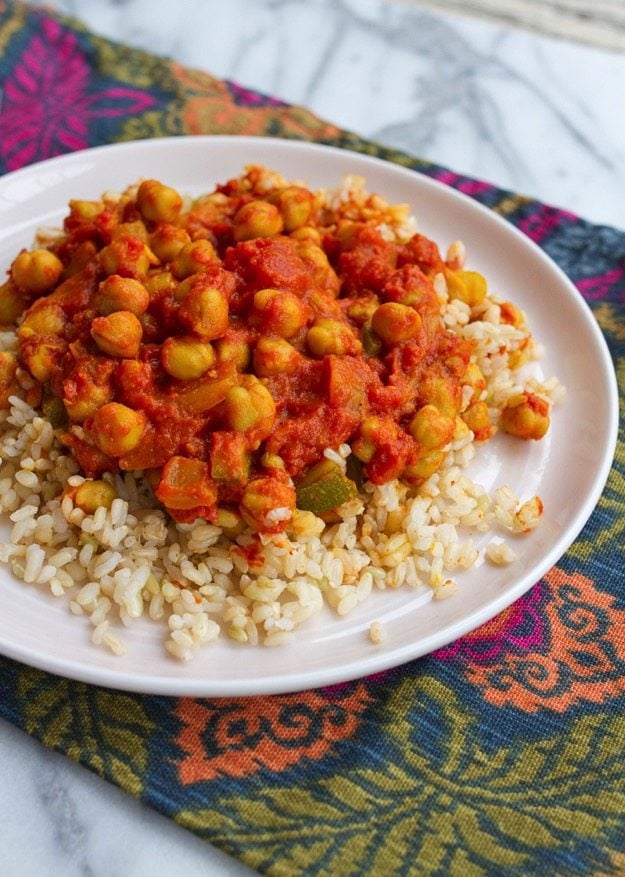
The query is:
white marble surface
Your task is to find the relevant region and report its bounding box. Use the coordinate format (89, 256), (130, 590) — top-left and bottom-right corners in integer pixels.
(2, 1), (625, 875)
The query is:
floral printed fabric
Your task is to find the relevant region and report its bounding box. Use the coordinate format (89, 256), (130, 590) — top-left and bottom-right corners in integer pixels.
(1, 3), (625, 875)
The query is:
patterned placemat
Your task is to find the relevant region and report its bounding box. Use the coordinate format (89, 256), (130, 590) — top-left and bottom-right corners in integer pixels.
(1, 3), (624, 874)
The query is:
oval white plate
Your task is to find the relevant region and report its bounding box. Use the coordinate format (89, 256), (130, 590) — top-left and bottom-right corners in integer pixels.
(0, 137), (618, 696)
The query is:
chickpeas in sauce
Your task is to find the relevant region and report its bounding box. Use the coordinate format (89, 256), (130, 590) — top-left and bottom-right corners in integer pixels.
(0, 168), (550, 533)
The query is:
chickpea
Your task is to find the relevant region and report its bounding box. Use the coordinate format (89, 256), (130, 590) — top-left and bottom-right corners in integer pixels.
(252, 288), (309, 338)
(136, 179), (184, 224)
(92, 275), (149, 316)
(171, 240), (217, 279)
(419, 367), (462, 418)
(239, 476), (296, 532)
(499, 392), (550, 440)
(178, 286), (228, 340)
(224, 374), (276, 445)
(144, 271), (176, 297)
(161, 336), (215, 380)
(306, 319), (362, 357)
(91, 311), (143, 357)
(462, 400), (493, 441)
(296, 241), (339, 293)
(21, 338), (65, 383)
(0, 351), (18, 408)
(409, 404), (455, 450)
(149, 224), (191, 263)
(215, 336), (251, 371)
(0, 281), (27, 325)
(274, 186), (314, 232)
(289, 226), (321, 245)
(253, 336), (299, 376)
(74, 479), (117, 514)
(351, 415), (385, 463)
(233, 200), (283, 242)
(371, 302), (421, 344)
(112, 221), (149, 244)
(18, 302), (66, 337)
(91, 402), (148, 457)
(11, 249), (63, 294)
(446, 270), (487, 308)
(68, 199), (103, 221)
(403, 450), (446, 484)
(98, 237), (152, 278)
(346, 297), (379, 325)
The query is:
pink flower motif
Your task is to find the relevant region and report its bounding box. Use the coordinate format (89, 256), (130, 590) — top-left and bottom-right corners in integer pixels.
(433, 580), (546, 665)
(0, 15), (157, 171)
(575, 267), (625, 301)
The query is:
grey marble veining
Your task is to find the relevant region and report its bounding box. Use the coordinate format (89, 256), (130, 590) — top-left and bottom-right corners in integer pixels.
(26, 0), (625, 228)
(2, 1), (625, 875)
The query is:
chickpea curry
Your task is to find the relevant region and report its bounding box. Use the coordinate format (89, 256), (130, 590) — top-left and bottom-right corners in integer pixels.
(0, 167), (550, 533)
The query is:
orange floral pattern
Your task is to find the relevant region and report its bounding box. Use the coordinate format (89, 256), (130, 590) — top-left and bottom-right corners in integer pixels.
(458, 568), (625, 713)
(175, 683), (372, 783)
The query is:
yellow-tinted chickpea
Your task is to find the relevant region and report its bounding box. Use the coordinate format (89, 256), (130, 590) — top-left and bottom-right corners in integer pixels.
(239, 476), (296, 532)
(274, 186), (314, 232)
(215, 336), (251, 371)
(351, 415), (385, 463)
(346, 297), (379, 325)
(224, 374), (276, 445)
(296, 241), (339, 293)
(161, 336), (215, 380)
(408, 404), (455, 450)
(18, 302), (66, 337)
(64, 379), (114, 423)
(92, 275), (150, 316)
(149, 224), (191, 263)
(112, 221), (149, 244)
(306, 319), (362, 357)
(21, 339), (65, 383)
(0, 351), (18, 408)
(252, 288), (308, 338)
(178, 286), (228, 340)
(68, 199), (103, 221)
(144, 271), (176, 297)
(233, 200), (283, 242)
(98, 237), (152, 279)
(253, 336), (299, 376)
(499, 392), (550, 440)
(462, 400), (493, 441)
(90, 311), (143, 357)
(446, 270), (487, 308)
(74, 480), (117, 514)
(371, 302), (421, 344)
(171, 240), (217, 279)
(11, 249), (63, 294)
(419, 368), (462, 418)
(0, 281), (27, 325)
(403, 450), (446, 484)
(289, 226), (321, 245)
(91, 402), (148, 457)
(136, 179), (184, 224)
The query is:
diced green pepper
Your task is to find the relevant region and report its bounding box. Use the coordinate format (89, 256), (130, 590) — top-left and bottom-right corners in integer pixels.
(210, 431), (251, 484)
(296, 460), (358, 517)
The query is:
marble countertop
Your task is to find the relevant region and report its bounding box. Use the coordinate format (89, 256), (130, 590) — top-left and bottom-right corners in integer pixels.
(2, 0), (624, 874)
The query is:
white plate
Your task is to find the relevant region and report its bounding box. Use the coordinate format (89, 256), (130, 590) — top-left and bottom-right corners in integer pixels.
(0, 137), (618, 696)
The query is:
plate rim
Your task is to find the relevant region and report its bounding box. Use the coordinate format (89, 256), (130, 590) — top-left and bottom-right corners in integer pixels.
(0, 135), (619, 695)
